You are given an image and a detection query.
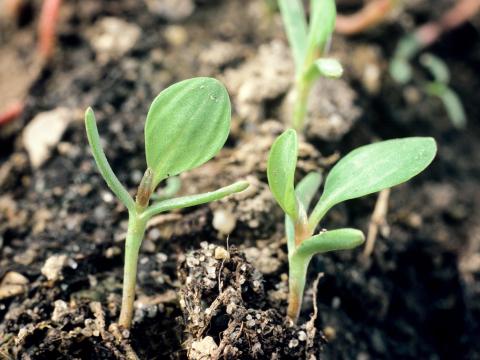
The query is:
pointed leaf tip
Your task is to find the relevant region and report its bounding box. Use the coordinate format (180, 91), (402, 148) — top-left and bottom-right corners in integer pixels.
(309, 137), (437, 229)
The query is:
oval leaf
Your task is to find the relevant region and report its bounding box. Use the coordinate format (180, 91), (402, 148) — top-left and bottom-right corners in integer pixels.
(309, 137), (437, 228)
(296, 228), (365, 258)
(145, 77), (231, 188)
(267, 129), (298, 220)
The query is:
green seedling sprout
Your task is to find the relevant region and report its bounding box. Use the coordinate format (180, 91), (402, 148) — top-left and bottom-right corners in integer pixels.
(85, 77), (249, 329)
(420, 53), (467, 129)
(267, 129), (437, 322)
(278, 0), (342, 131)
(390, 37), (466, 129)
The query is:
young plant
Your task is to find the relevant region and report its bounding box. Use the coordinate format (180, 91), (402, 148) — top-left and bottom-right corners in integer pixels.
(267, 129), (437, 322)
(390, 45), (467, 129)
(420, 53), (466, 129)
(278, 0), (342, 131)
(85, 77), (249, 329)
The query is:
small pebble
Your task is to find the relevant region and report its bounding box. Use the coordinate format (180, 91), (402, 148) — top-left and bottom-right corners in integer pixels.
(214, 246), (230, 260)
(212, 209), (236, 234)
(288, 339), (299, 348)
(298, 331), (307, 341)
(332, 296), (341, 309)
(164, 25), (188, 47)
(323, 326), (336, 341)
(41, 254), (68, 281)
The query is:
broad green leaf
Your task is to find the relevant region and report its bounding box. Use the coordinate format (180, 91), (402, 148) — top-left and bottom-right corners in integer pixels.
(305, 0), (336, 64)
(145, 77), (231, 188)
(295, 228), (364, 258)
(267, 129), (298, 220)
(278, 0), (308, 72)
(309, 137), (437, 229)
(304, 58), (343, 83)
(142, 181), (249, 220)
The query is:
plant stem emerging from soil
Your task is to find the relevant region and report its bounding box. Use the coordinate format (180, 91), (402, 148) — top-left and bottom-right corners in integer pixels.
(118, 169), (152, 328)
(85, 79), (249, 329)
(268, 130), (436, 323)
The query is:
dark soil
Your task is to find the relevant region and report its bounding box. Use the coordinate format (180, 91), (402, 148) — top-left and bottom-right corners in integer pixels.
(1, 0), (479, 359)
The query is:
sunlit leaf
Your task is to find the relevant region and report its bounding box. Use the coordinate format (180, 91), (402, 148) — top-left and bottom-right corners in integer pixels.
(145, 77), (231, 188)
(309, 137), (437, 229)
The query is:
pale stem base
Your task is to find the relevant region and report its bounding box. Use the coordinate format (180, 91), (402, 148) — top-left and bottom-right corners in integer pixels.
(287, 255), (309, 323)
(118, 213), (147, 329)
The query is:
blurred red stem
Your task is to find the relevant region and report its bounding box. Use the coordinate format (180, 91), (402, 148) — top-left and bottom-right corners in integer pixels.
(335, 0), (394, 35)
(0, 101), (24, 126)
(38, 0), (62, 60)
(415, 0), (480, 47)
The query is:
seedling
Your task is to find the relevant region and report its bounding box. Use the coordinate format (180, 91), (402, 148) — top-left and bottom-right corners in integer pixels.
(390, 44), (466, 129)
(267, 129), (437, 322)
(278, 0), (343, 131)
(420, 53), (466, 129)
(85, 77), (249, 329)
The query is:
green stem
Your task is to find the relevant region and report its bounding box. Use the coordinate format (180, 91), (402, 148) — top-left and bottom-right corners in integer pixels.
(292, 78), (312, 131)
(308, 199), (333, 234)
(118, 212), (148, 329)
(287, 253), (310, 322)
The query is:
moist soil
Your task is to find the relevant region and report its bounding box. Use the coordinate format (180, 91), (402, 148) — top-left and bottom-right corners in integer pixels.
(1, 0), (479, 359)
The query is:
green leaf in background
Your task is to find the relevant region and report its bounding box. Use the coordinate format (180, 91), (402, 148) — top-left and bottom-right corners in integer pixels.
(389, 58), (412, 84)
(278, 0), (308, 72)
(145, 77), (231, 188)
(439, 87), (467, 129)
(420, 53), (450, 84)
(295, 228), (365, 258)
(425, 83), (467, 129)
(267, 129), (299, 220)
(309, 137), (437, 230)
(305, 0), (336, 61)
